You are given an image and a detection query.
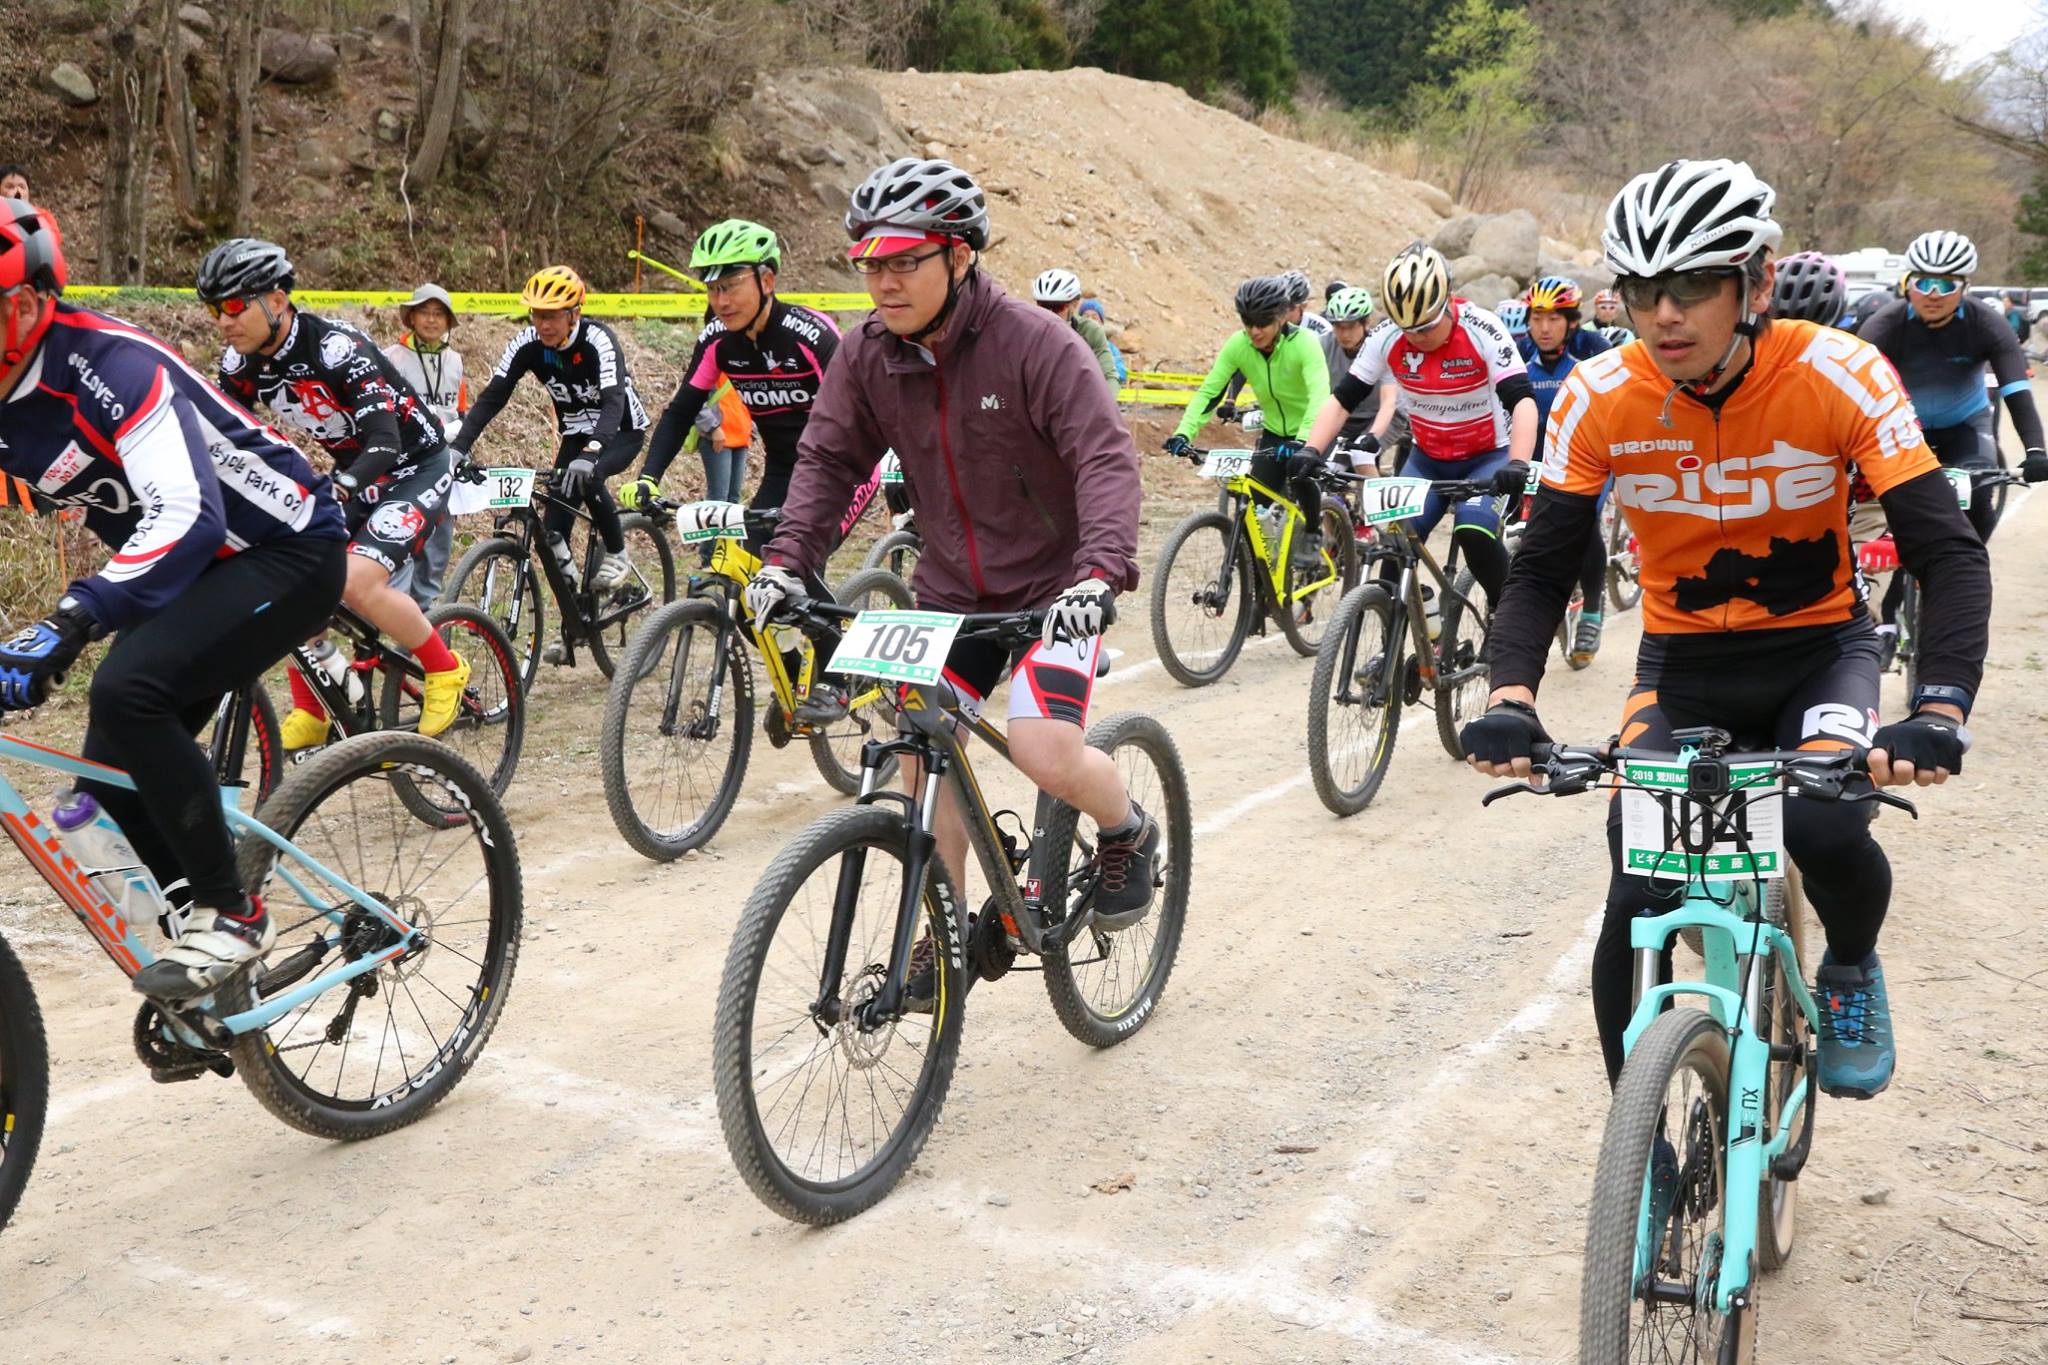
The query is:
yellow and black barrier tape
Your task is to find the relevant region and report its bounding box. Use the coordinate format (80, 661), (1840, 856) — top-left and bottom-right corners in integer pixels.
(64, 285), (877, 316)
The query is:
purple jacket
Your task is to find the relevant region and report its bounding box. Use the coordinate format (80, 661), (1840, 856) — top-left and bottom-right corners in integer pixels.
(765, 270), (1140, 613)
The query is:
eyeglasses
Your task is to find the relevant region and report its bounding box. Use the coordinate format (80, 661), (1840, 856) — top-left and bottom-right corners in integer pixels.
(204, 295), (257, 319)
(850, 247), (948, 277)
(1908, 275), (1963, 298)
(1615, 270), (1740, 312)
(703, 272), (761, 298)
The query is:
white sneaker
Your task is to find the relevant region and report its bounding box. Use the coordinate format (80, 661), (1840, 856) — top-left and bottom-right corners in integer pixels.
(592, 551), (631, 590)
(131, 900), (274, 999)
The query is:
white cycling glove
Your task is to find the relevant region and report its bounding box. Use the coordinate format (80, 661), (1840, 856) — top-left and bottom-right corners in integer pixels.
(1042, 578), (1115, 648)
(745, 564), (804, 624)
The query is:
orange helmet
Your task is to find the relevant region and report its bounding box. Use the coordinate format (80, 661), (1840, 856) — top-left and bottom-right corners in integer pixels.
(520, 265), (586, 311)
(1526, 275), (1583, 313)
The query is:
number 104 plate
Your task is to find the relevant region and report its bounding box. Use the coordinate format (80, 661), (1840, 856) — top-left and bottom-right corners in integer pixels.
(1619, 761), (1785, 881)
(827, 610), (964, 684)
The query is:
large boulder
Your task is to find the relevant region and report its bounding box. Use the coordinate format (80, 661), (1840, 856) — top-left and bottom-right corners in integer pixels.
(1459, 275), (1519, 309)
(1431, 214), (1484, 259)
(1408, 179), (1455, 219)
(1467, 210), (1541, 283)
(260, 29), (339, 84)
(178, 4), (216, 35)
(1447, 254), (1490, 286)
(40, 61), (97, 106)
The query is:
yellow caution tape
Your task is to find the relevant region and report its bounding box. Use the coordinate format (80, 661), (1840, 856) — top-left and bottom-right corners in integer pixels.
(1117, 387), (1200, 406)
(1127, 369), (1207, 385)
(64, 285), (876, 316)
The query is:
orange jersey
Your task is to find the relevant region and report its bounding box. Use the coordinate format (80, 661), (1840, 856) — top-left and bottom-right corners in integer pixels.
(1538, 319), (1937, 634)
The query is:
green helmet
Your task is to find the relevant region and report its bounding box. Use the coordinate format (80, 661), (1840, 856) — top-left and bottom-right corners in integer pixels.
(690, 219), (780, 281)
(1325, 286), (1375, 323)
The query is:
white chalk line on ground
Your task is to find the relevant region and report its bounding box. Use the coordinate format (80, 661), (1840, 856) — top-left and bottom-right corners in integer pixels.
(124, 1250), (356, 1340)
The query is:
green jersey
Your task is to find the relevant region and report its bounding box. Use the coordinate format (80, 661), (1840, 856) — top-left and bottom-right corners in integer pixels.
(1173, 325), (1331, 442)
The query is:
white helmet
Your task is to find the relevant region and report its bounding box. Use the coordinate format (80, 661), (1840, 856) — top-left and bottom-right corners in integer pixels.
(1904, 230), (1978, 278)
(1603, 159), (1782, 278)
(1032, 268), (1082, 304)
(1381, 242), (1450, 329)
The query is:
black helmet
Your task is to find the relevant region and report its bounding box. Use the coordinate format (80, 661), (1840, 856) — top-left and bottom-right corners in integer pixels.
(196, 238), (295, 303)
(1770, 250), (1847, 325)
(1235, 275), (1293, 326)
(1324, 277), (1351, 301)
(1279, 269), (1312, 306)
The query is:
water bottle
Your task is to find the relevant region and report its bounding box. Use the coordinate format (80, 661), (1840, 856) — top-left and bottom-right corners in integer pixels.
(1423, 585), (1442, 642)
(50, 789), (166, 930)
(548, 534), (581, 589)
(1258, 505), (1284, 552)
(307, 638), (365, 707)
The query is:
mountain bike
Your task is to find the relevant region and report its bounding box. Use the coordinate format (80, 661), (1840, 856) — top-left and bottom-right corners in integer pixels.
(0, 701), (523, 1232)
(443, 464), (677, 692)
(599, 501), (912, 860)
(1483, 730), (1920, 1364)
(713, 600), (1192, 1224)
(858, 452), (922, 583)
(1508, 473), (1594, 672)
(1150, 446), (1361, 686)
(1857, 467), (2021, 699)
(1305, 476), (1496, 814)
(218, 602), (525, 828)
(1604, 494), (1642, 613)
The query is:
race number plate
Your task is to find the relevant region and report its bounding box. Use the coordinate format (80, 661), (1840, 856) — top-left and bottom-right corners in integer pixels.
(1198, 450), (1255, 480)
(448, 466), (536, 516)
(1240, 408), (1265, 433)
(879, 450), (905, 485)
(1942, 467), (1973, 509)
(828, 610), (964, 685)
(674, 500), (749, 542)
(1525, 462), (1543, 494)
(1619, 760), (1785, 881)
(1359, 477), (1432, 525)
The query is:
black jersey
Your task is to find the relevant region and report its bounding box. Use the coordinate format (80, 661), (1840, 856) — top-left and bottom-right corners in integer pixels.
(218, 310), (446, 487)
(1856, 297), (2031, 430)
(642, 299), (842, 483)
(453, 317), (649, 453)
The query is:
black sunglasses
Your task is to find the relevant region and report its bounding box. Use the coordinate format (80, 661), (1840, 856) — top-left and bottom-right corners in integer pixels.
(1615, 269), (1742, 312)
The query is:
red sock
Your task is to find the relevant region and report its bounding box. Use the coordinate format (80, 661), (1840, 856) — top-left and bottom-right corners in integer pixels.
(413, 632), (458, 673)
(287, 663), (327, 719)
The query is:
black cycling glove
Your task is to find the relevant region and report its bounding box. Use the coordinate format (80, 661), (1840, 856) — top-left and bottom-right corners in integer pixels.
(1214, 401), (1239, 424)
(1491, 461), (1531, 499)
(1163, 434), (1192, 459)
(1870, 710), (1966, 775)
(1459, 700), (1550, 766)
(2022, 447), (2048, 484)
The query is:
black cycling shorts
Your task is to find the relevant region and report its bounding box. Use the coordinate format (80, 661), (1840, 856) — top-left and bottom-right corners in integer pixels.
(347, 452), (454, 574)
(1922, 409), (1996, 472)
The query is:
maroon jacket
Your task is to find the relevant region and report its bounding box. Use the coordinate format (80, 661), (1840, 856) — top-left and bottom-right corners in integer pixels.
(764, 270), (1141, 613)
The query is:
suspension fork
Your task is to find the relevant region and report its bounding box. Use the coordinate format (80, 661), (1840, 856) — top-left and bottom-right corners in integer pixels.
(849, 757), (948, 1028)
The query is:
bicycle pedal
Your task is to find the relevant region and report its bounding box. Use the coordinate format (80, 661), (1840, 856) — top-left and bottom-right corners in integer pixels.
(148, 1062), (211, 1084)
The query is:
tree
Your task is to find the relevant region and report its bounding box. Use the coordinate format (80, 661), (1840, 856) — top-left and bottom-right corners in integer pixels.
(2016, 171), (2048, 279)
(1083, 0), (1293, 108)
(918, 0), (1072, 72)
(1289, 0), (1459, 113)
(99, 0), (169, 283)
(1411, 0), (1541, 204)
(408, 0), (469, 190)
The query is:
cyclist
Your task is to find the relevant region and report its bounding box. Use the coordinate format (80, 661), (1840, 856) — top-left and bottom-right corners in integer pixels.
(198, 238), (469, 743)
(1591, 287), (1624, 331)
(450, 265), (650, 659)
(1032, 268), (1118, 387)
(745, 156), (1159, 941)
(1496, 297), (1529, 338)
(1323, 286), (1399, 453)
(1520, 275), (1612, 664)
(1461, 158), (1993, 1105)
(1076, 296), (1128, 384)
(0, 202), (348, 998)
(1283, 268), (1345, 374)
(1297, 241), (1539, 608)
(1856, 230), (2048, 542)
(1165, 275), (1333, 568)
(1771, 250), (1849, 328)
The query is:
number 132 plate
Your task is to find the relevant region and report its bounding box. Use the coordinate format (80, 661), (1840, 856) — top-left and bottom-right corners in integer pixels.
(827, 610), (964, 684)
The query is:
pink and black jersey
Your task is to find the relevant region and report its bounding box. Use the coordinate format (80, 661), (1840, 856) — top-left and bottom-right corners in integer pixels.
(642, 299), (841, 488)
(1349, 301), (1527, 459)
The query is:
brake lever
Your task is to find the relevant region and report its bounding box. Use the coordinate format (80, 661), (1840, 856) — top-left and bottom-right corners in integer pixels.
(1840, 784), (1919, 818)
(1481, 781), (1542, 806)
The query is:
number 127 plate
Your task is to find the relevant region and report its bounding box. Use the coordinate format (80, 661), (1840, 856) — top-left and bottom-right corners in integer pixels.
(827, 610), (964, 684)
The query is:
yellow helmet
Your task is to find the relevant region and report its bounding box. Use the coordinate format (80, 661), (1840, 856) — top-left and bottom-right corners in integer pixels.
(521, 265), (586, 311)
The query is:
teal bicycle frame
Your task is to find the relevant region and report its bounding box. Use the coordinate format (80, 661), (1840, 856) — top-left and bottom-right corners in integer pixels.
(0, 730), (423, 1041)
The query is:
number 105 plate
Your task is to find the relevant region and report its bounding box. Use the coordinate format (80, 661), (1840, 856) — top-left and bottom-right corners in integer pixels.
(827, 610), (964, 684)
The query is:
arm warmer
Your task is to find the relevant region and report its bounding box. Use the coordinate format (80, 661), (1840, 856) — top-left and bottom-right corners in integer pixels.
(1881, 469), (1992, 703)
(1484, 488), (1601, 694)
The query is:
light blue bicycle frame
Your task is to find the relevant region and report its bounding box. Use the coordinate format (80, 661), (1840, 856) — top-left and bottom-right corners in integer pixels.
(0, 732), (422, 1039)
(1616, 747), (1819, 1315)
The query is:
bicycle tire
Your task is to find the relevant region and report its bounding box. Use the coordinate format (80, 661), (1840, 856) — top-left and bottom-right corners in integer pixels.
(1580, 1007), (1749, 1364)
(1758, 868), (1810, 1271)
(1606, 503), (1643, 613)
(222, 731), (522, 1141)
(1989, 449), (2012, 528)
(809, 568), (911, 795)
(443, 535), (545, 694)
(378, 604), (527, 825)
(201, 679), (284, 809)
(1306, 583), (1402, 815)
(713, 804), (965, 1224)
(1276, 494), (1361, 657)
(0, 931), (48, 1234)
(1434, 570), (1491, 762)
(1040, 712), (1192, 1046)
(582, 513), (679, 678)
(1150, 509), (1253, 688)
(600, 598), (754, 860)
(1900, 573), (1921, 703)
(859, 528), (922, 583)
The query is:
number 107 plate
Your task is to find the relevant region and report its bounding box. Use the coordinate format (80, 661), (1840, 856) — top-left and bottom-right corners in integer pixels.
(827, 610), (964, 684)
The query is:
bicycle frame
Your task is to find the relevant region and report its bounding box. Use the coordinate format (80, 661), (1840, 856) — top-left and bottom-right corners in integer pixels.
(484, 482), (631, 666)
(1218, 472), (1342, 608)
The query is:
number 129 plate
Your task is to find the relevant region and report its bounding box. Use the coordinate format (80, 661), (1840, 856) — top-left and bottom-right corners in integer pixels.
(1198, 450), (1254, 480)
(827, 610), (963, 684)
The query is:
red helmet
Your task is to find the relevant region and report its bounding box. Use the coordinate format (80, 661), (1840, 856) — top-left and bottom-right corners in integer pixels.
(0, 200), (65, 366)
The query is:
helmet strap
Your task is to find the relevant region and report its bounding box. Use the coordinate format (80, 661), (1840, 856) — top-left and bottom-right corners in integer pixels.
(741, 265), (773, 338)
(906, 248), (972, 348)
(256, 294), (291, 354)
(1, 287), (52, 375)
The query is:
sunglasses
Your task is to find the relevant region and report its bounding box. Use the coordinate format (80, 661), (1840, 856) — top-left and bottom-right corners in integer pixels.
(204, 295), (259, 319)
(1615, 270), (1740, 312)
(850, 247), (948, 277)
(1908, 275), (1963, 298)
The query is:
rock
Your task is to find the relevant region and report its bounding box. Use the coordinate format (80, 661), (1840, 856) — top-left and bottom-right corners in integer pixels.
(1493, 1289), (1513, 1302)
(178, 3), (215, 34)
(986, 181), (1017, 199)
(1058, 211), (1078, 228)
(799, 145), (831, 166)
(1447, 254), (1489, 285)
(924, 141), (950, 159)
(1409, 179), (1454, 218)
(1431, 214), (1484, 258)
(1860, 1186), (1890, 1206)
(373, 108), (406, 143)
(647, 209), (688, 238)
(985, 1191), (1012, 1207)
(36, 3), (97, 34)
(1459, 274), (1518, 308)
(336, 32), (368, 63)
(260, 29), (339, 84)
(296, 137), (343, 179)
(40, 61), (97, 107)
(753, 165), (789, 190)
(372, 11), (412, 49)
(1468, 209), (1541, 282)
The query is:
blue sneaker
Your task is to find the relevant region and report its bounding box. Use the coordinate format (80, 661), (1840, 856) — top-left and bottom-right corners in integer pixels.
(1815, 951), (1896, 1099)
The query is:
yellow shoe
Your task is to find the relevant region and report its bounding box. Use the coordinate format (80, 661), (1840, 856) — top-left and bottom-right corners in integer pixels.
(279, 708), (332, 750)
(418, 654), (471, 738)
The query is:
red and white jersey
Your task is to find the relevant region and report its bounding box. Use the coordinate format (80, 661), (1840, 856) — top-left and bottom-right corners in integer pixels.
(1349, 301), (1526, 459)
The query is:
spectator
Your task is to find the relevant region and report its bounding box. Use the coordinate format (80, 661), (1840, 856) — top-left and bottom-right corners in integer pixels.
(2004, 290), (2031, 345)
(1032, 269), (1119, 388)
(1077, 296), (1128, 385)
(0, 165), (27, 200)
(382, 283), (466, 606)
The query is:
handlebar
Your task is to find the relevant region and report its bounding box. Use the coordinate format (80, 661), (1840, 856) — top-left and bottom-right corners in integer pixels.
(1480, 733), (1919, 817)
(772, 596), (1056, 651)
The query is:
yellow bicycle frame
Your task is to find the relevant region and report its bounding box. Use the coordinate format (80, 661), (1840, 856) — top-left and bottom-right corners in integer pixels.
(1220, 471), (1342, 606)
(702, 536), (891, 729)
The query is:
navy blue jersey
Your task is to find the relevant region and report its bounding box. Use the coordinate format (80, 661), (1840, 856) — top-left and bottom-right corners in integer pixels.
(1518, 327), (1612, 427)
(0, 304), (345, 632)
(1857, 298), (2030, 430)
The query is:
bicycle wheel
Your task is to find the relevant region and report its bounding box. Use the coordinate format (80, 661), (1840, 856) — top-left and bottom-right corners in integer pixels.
(600, 599), (753, 860)
(859, 528), (922, 583)
(1040, 712), (1192, 1047)
(444, 534), (545, 694)
(1434, 570), (1491, 761)
(1276, 495), (1361, 657)
(1757, 868), (1810, 1271)
(1306, 583), (1402, 815)
(1580, 1007), (1749, 1365)
(1150, 510), (1253, 688)
(1900, 573), (1921, 702)
(1605, 501), (1643, 613)
(580, 513), (679, 678)
(810, 567), (910, 795)
(198, 680), (284, 811)
(1989, 449), (2012, 528)
(713, 804), (966, 1224)
(0, 931), (48, 1233)
(222, 731), (522, 1140)
(378, 605), (526, 823)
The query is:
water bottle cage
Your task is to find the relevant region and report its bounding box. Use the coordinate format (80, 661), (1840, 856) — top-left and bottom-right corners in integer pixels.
(993, 809), (1032, 875)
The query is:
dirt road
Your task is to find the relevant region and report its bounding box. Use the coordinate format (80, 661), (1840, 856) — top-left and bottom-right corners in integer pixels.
(2, 470), (2044, 1365)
